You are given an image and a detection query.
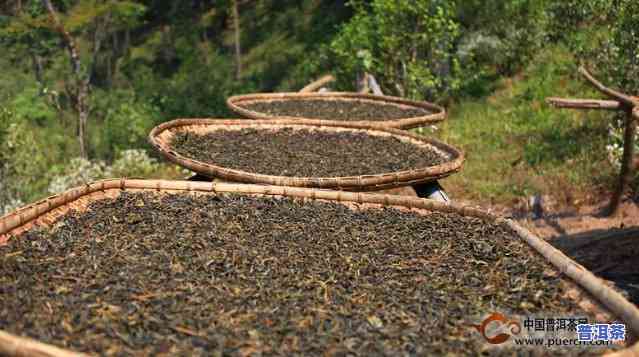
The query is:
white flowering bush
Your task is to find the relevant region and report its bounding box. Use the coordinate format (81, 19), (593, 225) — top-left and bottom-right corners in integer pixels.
(2, 198), (25, 216)
(1, 107), (49, 215)
(109, 149), (160, 178)
(47, 158), (112, 194)
(47, 150), (162, 194)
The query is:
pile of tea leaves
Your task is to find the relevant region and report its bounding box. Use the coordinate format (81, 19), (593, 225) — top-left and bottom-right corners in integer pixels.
(0, 192), (604, 355)
(241, 99), (430, 121)
(170, 128), (446, 177)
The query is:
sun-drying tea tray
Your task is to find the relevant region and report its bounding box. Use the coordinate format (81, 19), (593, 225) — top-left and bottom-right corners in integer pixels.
(149, 119), (463, 191)
(226, 92), (446, 129)
(0, 180), (638, 355)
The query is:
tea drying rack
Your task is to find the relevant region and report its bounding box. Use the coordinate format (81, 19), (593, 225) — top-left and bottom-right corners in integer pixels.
(1, 180), (638, 355)
(220, 77), (452, 200)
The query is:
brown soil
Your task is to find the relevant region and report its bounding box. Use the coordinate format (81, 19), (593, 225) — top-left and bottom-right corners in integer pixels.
(171, 128), (445, 177)
(515, 200), (639, 307)
(241, 99), (430, 121)
(0, 192), (601, 355)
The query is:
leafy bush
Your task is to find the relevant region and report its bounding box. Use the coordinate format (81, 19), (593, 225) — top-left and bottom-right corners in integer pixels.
(109, 149), (161, 178)
(129, 48), (252, 119)
(47, 149), (162, 194)
(593, 0), (639, 93)
(457, 0), (550, 77)
(0, 106), (51, 212)
(47, 157), (111, 195)
(92, 89), (160, 159)
(591, 0), (639, 188)
(327, 0), (462, 101)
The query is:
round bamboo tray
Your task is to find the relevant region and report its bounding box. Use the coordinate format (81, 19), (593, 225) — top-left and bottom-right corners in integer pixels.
(148, 118), (464, 191)
(0, 179), (638, 356)
(226, 92), (446, 129)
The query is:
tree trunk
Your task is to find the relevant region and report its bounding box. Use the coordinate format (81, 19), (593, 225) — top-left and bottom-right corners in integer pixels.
(231, 0), (242, 79)
(77, 80), (90, 159)
(30, 53), (45, 93)
(42, 0), (90, 159)
(608, 108), (638, 215)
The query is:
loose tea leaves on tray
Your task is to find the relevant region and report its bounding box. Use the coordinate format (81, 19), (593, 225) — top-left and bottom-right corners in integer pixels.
(241, 99), (430, 121)
(170, 128), (446, 177)
(1, 192), (602, 355)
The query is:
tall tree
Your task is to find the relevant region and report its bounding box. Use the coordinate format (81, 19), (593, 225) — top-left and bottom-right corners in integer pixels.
(231, 0), (241, 79)
(42, 0), (91, 158)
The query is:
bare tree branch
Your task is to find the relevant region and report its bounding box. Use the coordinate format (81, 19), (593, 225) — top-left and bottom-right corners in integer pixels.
(42, 0), (81, 75)
(299, 74), (335, 93)
(579, 66), (639, 107)
(548, 68), (638, 217)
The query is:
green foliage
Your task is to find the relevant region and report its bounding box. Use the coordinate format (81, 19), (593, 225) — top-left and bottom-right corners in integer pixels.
(0, 107), (52, 209)
(438, 46), (613, 203)
(327, 0), (462, 101)
(10, 87), (57, 125)
(47, 149), (168, 194)
(1, 0), (637, 209)
(458, 0), (550, 79)
(92, 89), (160, 158)
(63, 0), (146, 32)
(574, 0), (639, 188)
(593, 0), (639, 93)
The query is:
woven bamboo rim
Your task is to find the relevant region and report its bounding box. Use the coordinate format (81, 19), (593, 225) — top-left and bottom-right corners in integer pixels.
(148, 118), (464, 191)
(226, 92), (446, 129)
(0, 179), (638, 355)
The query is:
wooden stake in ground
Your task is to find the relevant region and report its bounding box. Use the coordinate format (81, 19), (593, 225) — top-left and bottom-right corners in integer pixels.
(547, 66), (638, 216)
(299, 74), (335, 93)
(357, 72), (383, 96)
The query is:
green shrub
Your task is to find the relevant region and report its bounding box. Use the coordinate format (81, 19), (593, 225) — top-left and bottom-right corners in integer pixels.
(47, 149), (165, 194)
(92, 90), (160, 159)
(327, 0), (462, 101)
(0, 107), (51, 211)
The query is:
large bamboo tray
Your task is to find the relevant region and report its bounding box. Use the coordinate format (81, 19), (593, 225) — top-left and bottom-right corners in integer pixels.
(148, 118), (464, 191)
(0, 180), (638, 356)
(226, 92), (446, 129)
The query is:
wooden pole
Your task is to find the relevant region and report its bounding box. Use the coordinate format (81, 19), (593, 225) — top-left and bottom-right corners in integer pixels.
(546, 98), (622, 110)
(547, 67), (637, 216)
(609, 107), (638, 215)
(299, 74), (335, 93)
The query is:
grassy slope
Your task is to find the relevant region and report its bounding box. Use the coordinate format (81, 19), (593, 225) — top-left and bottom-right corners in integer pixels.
(429, 45), (617, 207)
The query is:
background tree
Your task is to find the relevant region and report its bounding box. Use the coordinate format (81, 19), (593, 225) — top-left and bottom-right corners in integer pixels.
(231, 0), (242, 79)
(327, 0), (462, 101)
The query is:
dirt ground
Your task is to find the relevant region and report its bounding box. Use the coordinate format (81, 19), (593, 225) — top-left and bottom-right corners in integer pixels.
(472, 196), (639, 308)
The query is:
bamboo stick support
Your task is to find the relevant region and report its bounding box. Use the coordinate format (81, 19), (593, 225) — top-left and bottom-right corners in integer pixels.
(546, 97), (621, 110)
(299, 74), (335, 93)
